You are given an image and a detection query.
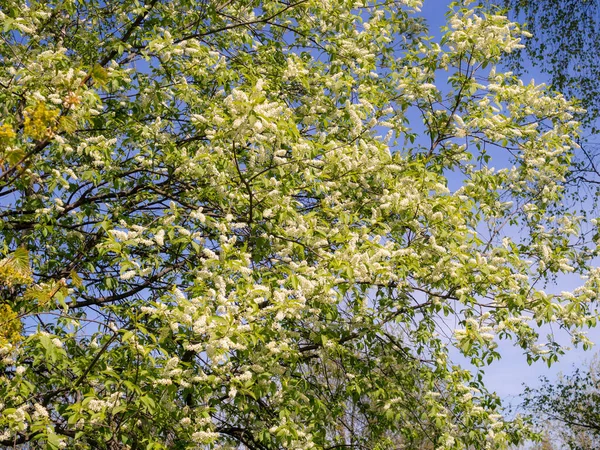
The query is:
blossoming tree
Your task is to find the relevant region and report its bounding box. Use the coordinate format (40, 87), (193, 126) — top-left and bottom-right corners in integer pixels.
(486, 0), (600, 132)
(0, 0), (598, 448)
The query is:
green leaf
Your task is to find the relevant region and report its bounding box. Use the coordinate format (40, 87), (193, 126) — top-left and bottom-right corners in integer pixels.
(91, 65), (109, 86)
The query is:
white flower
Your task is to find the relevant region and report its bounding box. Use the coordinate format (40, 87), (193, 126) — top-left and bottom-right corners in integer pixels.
(481, 333), (495, 341)
(228, 387), (237, 399)
(33, 403), (49, 419)
(237, 371), (252, 382)
(109, 229), (129, 241)
(155, 229), (165, 246)
(88, 399), (106, 412)
(120, 270), (137, 281)
(191, 430), (220, 443)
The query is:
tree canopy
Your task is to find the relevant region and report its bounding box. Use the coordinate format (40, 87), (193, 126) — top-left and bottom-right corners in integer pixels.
(0, 0), (598, 449)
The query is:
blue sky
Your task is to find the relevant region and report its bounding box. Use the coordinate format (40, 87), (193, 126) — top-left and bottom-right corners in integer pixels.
(418, 0), (600, 403)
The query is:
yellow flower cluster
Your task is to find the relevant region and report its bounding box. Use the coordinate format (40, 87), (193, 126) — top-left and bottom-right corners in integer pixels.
(0, 123), (15, 141)
(23, 103), (59, 140)
(0, 251), (33, 287)
(0, 304), (21, 347)
(0, 250), (30, 347)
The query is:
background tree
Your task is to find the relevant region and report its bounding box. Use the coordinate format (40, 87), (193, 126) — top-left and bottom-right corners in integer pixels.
(0, 0), (598, 449)
(509, 435), (558, 450)
(521, 356), (600, 450)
